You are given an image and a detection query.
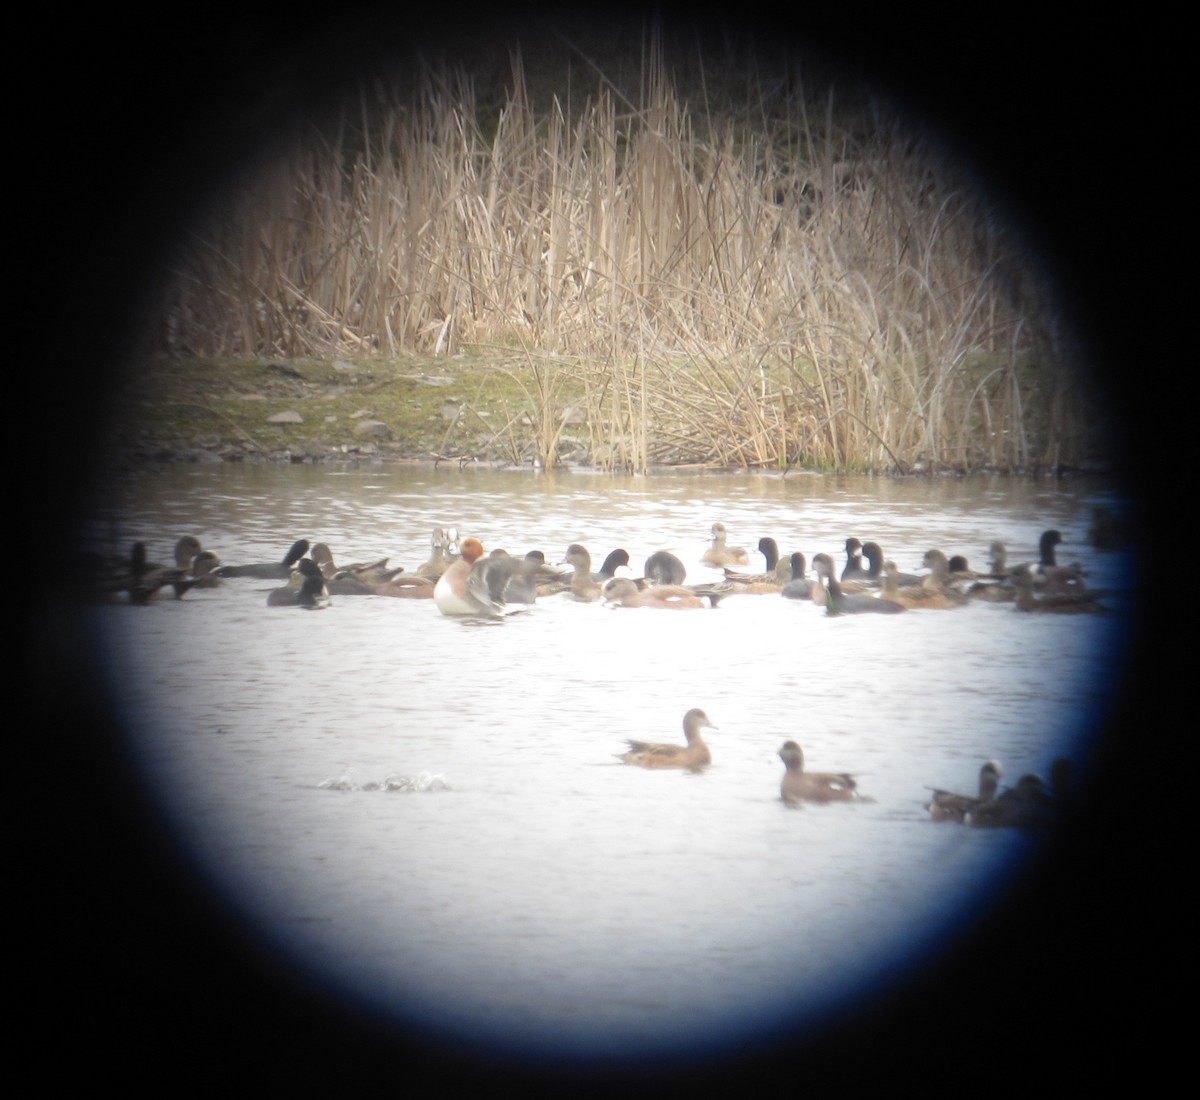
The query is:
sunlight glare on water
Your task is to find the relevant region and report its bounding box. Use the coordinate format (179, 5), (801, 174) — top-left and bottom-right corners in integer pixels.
(89, 465), (1131, 1064)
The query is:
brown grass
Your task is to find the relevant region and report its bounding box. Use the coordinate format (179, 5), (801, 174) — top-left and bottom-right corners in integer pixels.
(158, 40), (1090, 473)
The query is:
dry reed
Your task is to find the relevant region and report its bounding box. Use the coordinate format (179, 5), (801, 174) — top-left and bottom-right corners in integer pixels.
(160, 41), (1090, 473)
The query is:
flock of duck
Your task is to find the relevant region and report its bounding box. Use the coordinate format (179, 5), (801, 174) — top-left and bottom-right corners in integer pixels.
(90, 514), (1111, 827)
(92, 516), (1116, 616)
(610, 705), (1069, 827)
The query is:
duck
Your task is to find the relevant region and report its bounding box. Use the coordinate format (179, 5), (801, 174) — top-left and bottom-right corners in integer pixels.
(988, 541), (1009, 576)
(501, 549), (568, 597)
(1015, 529), (1086, 594)
(926, 760), (1004, 822)
(189, 549), (223, 588)
(840, 538), (871, 581)
(967, 770), (1062, 829)
(881, 559), (963, 609)
(115, 541), (198, 603)
(171, 535), (204, 573)
(871, 544), (922, 586)
(722, 537), (792, 591)
(618, 708), (716, 770)
(965, 541), (1016, 602)
(559, 544), (603, 602)
(215, 538), (310, 579)
(701, 523), (749, 568)
(414, 527), (458, 579)
(824, 541), (883, 593)
(778, 741), (859, 804)
(888, 551), (968, 606)
(601, 577), (724, 609)
(947, 555), (975, 578)
(592, 548), (631, 582)
(309, 542), (391, 582)
(1012, 569), (1109, 614)
(487, 549), (560, 605)
(814, 555), (906, 615)
(266, 559), (329, 608)
(643, 550), (687, 585)
(780, 552), (817, 601)
(367, 571), (437, 599)
(433, 537), (540, 617)
(364, 531), (457, 597)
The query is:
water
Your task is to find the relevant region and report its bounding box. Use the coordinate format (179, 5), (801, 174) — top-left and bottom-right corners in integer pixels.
(83, 464), (1132, 1067)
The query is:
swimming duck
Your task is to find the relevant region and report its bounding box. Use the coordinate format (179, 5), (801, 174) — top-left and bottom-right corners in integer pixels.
(189, 549), (223, 588)
(310, 542), (391, 582)
(414, 527), (458, 579)
(215, 538), (310, 579)
(487, 549), (559, 605)
(964, 542), (1016, 602)
(116, 541), (197, 603)
(879, 552), (966, 608)
(321, 571), (377, 596)
(266, 559), (329, 608)
(947, 555), (974, 577)
(643, 550), (687, 585)
(778, 741), (859, 804)
(814, 555), (906, 615)
(593, 548), (631, 582)
(618, 708), (716, 770)
(840, 538), (871, 581)
(967, 772), (1060, 828)
(601, 577), (724, 609)
(434, 537), (540, 617)
(367, 571), (437, 598)
(701, 523), (749, 568)
(559, 544), (603, 601)
(870, 543), (922, 586)
(881, 559), (963, 609)
(170, 535), (204, 572)
(926, 760), (1004, 822)
(723, 537), (792, 591)
(988, 541), (1009, 576)
(780, 552), (818, 601)
(1016, 529), (1086, 594)
(1012, 569), (1109, 614)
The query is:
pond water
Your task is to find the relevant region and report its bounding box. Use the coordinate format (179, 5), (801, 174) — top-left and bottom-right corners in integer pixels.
(83, 464), (1133, 1070)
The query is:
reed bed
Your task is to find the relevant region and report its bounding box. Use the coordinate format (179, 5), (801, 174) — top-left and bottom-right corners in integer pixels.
(162, 43), (1089, 472)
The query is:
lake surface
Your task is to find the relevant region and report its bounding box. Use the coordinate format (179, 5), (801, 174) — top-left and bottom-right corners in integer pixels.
(83, 464), (1133, 1068)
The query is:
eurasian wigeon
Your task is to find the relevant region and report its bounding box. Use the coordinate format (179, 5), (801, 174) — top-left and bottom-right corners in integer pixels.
(434, 537), (540, 617)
